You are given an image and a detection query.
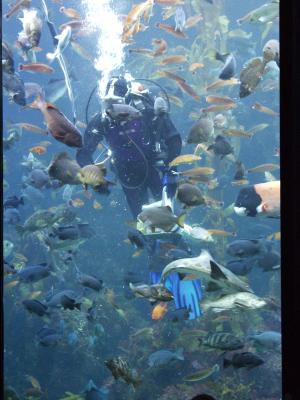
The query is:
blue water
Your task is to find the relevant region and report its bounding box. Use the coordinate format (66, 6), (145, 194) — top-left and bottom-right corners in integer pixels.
(3, 0), (280, 399)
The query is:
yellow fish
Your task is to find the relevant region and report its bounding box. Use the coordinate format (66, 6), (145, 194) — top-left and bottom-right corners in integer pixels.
(93, 200), (103, 210)
(207, 229), (237, 237)
(169, 154), (201, 167)
(4, 280), (19, 289)
(267, 232), (281, 241)
(26, 375), (41, 391)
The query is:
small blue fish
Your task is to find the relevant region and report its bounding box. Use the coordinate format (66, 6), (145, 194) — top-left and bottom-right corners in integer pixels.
(17, 263), (52, 283)
(148, 348), (184, 367)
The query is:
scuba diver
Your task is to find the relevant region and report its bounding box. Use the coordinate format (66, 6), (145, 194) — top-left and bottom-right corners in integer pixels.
(77, 75), (203, 320)
(76, 75), (181, 218)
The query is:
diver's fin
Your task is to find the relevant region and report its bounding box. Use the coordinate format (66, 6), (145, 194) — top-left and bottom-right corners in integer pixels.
(210, 260), (228, 280)
(167, 274), (203, 320)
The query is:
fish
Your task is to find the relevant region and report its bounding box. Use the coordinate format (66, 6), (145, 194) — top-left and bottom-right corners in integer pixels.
(148, 348), (184, 367)
(179, 167), (215, 177)
(198, 332), (244, 351)
(207, 135), (234, 159)
(50, 223), (94, 240)
(247, 331), (281, 349)
(16, 263), (52, 283)
(205, 95), (236, 105)
(151, 302), (168, 320)
(239, 57), (266, 98)
(207, 229), (236, 237)
(168, 94), (184, 108)
(26, 95), (82, 147)
(137, 206), (186, 232)
(226, 238), (268, 258)
(19, 63), (54, 74)
(4, 195), (24, 209)
(22, 299), (49, 316)
(4, 0), (31, 20)
(48, 152), (82, 185)
(10, 122), (47, 135)
(177, 80), (200, 101)
(202, 103), (237, 113)
(4, 208), (21, 225)
(222, 128), (252, 138)
(4, 240), (14, 258)
(215, 52), (237, 80)
(156, 0), (184, 4)
(47, 290), (81, 310)
(267, 231), (281, 241)
(234, 181), (280, 218)
(157, 70), (186, 84)
(176, 183), (206, 208)
(223, 352), (264, 369)
(29, 145), (47, 155)
(70, 198), (85, 208)
(247, 163), (279, 173)
(174, 7), (186, 31)
(169, 154), (201, 167)
(189, 63), (204, 73)
(93, 200), (102, 209)
(159, 55), (187, 65)
(185, 14), (203, 29)
(183, 226), (214, 242)
(152, 38), (168, 56)
(77, 162), (113, 193)
(256, 250), (280, 272)
(161, 249), (252, 294)
(156, 23), (188, 38)
(201, 292), (268, 313)
(129, 282), (174, 303)
(106, 104), (142, 120)
(3, 71), (26, 106)
(128, 48), (154, 57)
(45, 77), (68, 103)
(77, 274), (103, 292)
(252, 102), (279, 117)
(226, 259), (253, 276)
(4, 281), (20, 289)
(59, 7), (82, 20)
(206, 78), (240, 91)
(237, 1), (279, 25)
(105, 356), (141, 388)
(24, 168), (50, 189)
(183, 364), (220, 382)
(231, 179), (250, 187)
(263, 39), (279, 66)
(16, 208), (60, 235)
(187, 117), (214, 144)
(46, 26), (72, 62)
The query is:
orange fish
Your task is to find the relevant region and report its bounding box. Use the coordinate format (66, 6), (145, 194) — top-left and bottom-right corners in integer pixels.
(11, 123), (48, 135)
(70, 198), (84, 208)
(123, 0), (154, 33)
(185, 15), (203, 29)
(205, 95), (236, 105)
(252, 102), (279, 117)
(29, 145), (47, 155)
(19, 63), (54, 74)
(129, 48), (154, 57)
(4, 280), (19, 289)
(177, 80), (200, 101)
(189, 63), (204, 73)
(206, 78), (240, 91)
(168, 95), (184, 108)
(151, 302), (168, 320)
(152, 38), (168, 56)
(59, 7), (82, 20)
(159, 55), (187, 65)
(202, 103), (237, 113)
(26, 95), (83, 148)
(156, 23), (188, 39)
(158, 70), (186, 84)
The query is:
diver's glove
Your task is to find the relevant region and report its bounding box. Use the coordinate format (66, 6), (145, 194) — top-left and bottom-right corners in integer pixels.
(162, 168), (178, 199)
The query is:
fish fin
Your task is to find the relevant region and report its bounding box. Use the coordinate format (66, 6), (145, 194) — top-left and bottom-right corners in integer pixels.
(215, 51), (228, 63)
(45, 102), (60, 111)
(206, 281), (222, 292)
(210, 260), (228, 280)
(177, 212), (186, 228)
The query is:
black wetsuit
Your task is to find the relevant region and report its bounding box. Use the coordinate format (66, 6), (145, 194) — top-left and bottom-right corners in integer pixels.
(76, 102), (181, 218)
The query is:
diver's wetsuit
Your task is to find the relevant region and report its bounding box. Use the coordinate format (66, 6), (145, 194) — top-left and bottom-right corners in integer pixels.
(76, 105), (181, 218)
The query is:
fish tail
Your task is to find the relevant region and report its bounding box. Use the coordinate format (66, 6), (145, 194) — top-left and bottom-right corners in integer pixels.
(223, 358), (231, 368)
(25, 94), (45, 110)
(177, 212), (186, 228)
(215, 51), (227, 63)
(176, 347), (184, 360)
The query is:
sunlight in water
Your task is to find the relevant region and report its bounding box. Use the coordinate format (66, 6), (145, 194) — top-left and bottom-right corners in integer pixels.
(82, 0), (125, 97)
